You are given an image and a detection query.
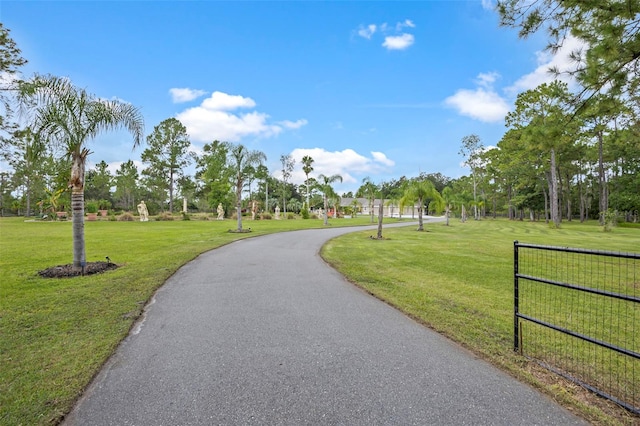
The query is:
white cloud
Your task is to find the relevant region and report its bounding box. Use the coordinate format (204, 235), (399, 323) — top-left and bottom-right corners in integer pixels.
(358, 24), (377, 39)
(290, 147), (395, 185)
(397, 19), (415, 30)
(382, 33), (415, 50)
(371, 151), (395, 167)
(201, 91), (256, 110)
(444, 87), (510, 123)
(356, 20), (416, 50)
(445, 71), (510, 122)
(169, 88), (207, 103)
(444, 36), (586, 123)
(175, 91), (306, 143)
(481, 0), (495, 11)
(279, 119), (308, 129)
(506, 35), (586, 94)
(103, 160), (145, 176)
(476, 71), (500, 88)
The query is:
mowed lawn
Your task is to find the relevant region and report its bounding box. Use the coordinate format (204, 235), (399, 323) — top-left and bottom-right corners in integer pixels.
(0, 215), (376, 425)
(321, 218), (640, 425)
(2, 216), (639, 425)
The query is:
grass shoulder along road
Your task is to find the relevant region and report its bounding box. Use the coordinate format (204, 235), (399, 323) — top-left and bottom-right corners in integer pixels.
(0, 215), (380, 425)
(321, 218), (640, 425)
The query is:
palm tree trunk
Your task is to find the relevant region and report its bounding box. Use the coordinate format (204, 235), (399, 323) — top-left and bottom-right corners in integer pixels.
(377, 200), (384, 238)
(417, 197), (424, 231)
(323, 195), (329, 226)
(70, 151), (88, 274)
(236, 177), (243, 231)
(71, 190), (86, 274)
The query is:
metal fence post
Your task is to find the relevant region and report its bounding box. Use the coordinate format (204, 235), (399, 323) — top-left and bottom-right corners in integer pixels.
(514, 240), (519, 352)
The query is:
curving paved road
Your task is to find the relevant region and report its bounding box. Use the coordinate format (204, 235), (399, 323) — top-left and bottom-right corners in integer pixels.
(64, 220), (586, 425)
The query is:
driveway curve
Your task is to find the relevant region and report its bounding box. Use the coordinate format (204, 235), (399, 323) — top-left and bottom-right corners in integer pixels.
(64, 220), (585, 425)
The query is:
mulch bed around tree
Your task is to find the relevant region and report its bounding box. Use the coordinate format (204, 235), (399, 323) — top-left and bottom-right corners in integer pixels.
(38, 261), (119, 278)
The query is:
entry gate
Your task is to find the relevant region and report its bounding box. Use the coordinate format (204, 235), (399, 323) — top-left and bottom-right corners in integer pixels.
(513, 241), (639, 414)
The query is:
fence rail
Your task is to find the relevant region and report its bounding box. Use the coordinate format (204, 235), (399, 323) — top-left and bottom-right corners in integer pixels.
(514, 241), (640, 414)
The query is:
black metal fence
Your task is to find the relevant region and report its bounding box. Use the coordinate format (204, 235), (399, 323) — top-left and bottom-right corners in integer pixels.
(514, 241), (640, 414)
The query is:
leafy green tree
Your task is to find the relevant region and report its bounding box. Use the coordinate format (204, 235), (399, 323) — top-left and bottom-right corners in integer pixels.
(279, 154), (295, 214)
(577, 95), (629, 223)
(253, 164), (271, 213)
(441, 187), (455, 226)
(498, 0), (640, 104)
(357, 176), (377, 223)
(506, 81), (575, 228)
(18, 75), (143, 273)
(228, 144), (266, 231)
(301, 155), (314, 208)
(0, 171), (14, 216)
(459, 134), (484, 220)
(84, 160), (113, 203)
(0, 23), (27, 146)
(316, 174), (342, 226)
(196, 140), (232, 210)
(350, 198), (361, 217)
(404, 179), (443, 231)
(5, 127), (46, 217)
(176, 175), (197, 212)
(113, 160), (140, 211)
(141, 118), (193, 213)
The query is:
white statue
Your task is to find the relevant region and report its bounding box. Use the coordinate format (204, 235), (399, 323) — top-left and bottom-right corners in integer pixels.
(217, 203), (224, 220)
(275, 204), (281, 220)
(137, 201), (149, 222)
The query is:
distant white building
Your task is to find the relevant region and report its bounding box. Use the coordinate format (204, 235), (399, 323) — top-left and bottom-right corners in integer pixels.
(339, 197), (423, 218)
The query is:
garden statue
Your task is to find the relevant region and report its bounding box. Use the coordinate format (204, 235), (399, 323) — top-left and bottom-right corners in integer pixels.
(137, 201), (149, 222)
(217, 203), (224, 220)
(275, 204), (280, 220)
(251, 200), (257, 220)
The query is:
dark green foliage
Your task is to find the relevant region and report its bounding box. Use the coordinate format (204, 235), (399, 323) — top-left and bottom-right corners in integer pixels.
(141, 118), (193, 213)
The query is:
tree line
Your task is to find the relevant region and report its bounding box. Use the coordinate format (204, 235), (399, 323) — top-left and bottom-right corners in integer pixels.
(2, 0), (640, 271)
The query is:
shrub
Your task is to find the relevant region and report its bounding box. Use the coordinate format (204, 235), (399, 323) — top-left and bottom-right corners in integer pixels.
(310, 214), (318, 220)
(85, 201), (98, 214)
(181, 212), (191, 221)
(261, 212), (272, 220)
(300, 207), (310, 219)
(156, 212), (174, 221)
(287, 212), (295, 220)
(118, 212), (135, 221)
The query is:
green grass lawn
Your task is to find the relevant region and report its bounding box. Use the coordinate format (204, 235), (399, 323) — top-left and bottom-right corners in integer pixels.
(0, 214), (378, 425)
(2, 215), (638, 425)
(321, 218), (640, 425)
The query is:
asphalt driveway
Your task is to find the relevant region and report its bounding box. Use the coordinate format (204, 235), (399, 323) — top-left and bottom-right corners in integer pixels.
(63, 220), (585, 425)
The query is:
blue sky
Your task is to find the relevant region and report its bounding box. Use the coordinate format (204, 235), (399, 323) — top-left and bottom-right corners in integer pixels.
(2, 1), (577, 195)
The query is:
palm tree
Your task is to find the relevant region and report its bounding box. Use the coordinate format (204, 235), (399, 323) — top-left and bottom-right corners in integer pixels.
(350, 199), (361, 217)
(385, 197), (399, 219)
(360, 176), (377, 223)
(19, 75), (143, 274)
(301, 155), (314, 208)
(228, 143), (266, 232)
(404, 179), (443, 231)
(316, 173), (342, 226)
(441, 187), (454, 226)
